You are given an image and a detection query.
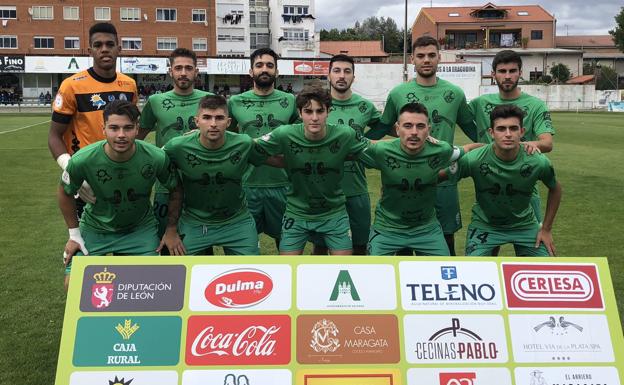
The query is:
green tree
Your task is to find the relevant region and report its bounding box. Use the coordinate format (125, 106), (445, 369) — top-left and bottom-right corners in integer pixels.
(596, 65), (619, 90)
(319, 16), (407, 53)
(550, 63), (571, 83)
(609, 7), (624, 52)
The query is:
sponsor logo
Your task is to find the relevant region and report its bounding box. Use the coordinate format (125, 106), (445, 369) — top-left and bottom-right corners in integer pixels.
(518, 368), (621, 385)
(91, 268), (115, 309)
(55, 93), (63, 109)
(302, 372), (397, 385)
(295, 63), (313, 73)
(420, 318), (500, 360)
(223, 374), (250, 385)
(90, 93), (106, 109)
(108, 376), (133, 385)
(185, 315), (291, 365)
(502, 264), (604, 309)
(181, 369), (291, 385)
(204, 268), (273, 309)
(116, 319), (140, 340)
(329, 270), (360, 301)
(441, 266), (458, 280)
(439, 372), (476, 385)
(297, 314), (400, 364)
(69, 371), (178, 385)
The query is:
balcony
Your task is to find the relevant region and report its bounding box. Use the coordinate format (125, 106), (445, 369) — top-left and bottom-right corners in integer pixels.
(442, 29), (522, 49)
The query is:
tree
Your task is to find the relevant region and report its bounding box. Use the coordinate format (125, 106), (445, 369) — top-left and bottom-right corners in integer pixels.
(583, 62), (619, 90)
(609, 7), (624, 52)
(549, 63), (570, 83)
(319, 16), (408, 53)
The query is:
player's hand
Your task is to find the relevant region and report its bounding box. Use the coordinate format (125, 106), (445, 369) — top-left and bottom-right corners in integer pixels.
(521, 141), (541, 155)
(426, 135), (440, 144)
(535, 228), (556, 256)
(158, 227), (186, 256)
(78, 181), (96, 204)
(64, 228), (89, 265)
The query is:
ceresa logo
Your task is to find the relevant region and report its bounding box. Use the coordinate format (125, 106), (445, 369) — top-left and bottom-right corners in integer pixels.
(503, 264), (604, 310)
(204, 268), (273, 308)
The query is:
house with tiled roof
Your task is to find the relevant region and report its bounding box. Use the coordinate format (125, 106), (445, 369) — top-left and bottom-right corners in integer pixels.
(319, 40), (388, 62)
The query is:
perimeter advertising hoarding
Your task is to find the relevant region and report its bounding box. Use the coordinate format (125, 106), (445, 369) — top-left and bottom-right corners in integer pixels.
(55, 257), (623, 385)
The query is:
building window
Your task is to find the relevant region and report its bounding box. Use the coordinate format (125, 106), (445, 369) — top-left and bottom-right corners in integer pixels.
(529, 71), (543, 81)
(64, 37), (80, 49)
(249, 0), (268, 6)
(250, 33), (270, 49)
(156, 8), (177, 22)
(32, 6), (54, 20)
(448, 12), (460, 17)
(283, 5), (308, 15)
(283, 28), (308, 41)
(530, 30), (543, 40)
(192, 9), (206, 22)
(0, 6), (17, 19)
(34, 36), (54, 49)
(517, 11), (529, 16)
(157, 37), (177, 50)
(250, 11), (269, 28)
(192, 38), (208, 51)
(94, 7), (111, 21)
(63, 6), (79, 20)
(121, 37), (142, 50)
(121, 7), (140, 21)
(0, 35), (17, 49)
(217, 30), (245, 41)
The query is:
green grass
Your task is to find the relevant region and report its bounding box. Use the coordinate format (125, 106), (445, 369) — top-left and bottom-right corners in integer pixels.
(0, 112), (622, 384)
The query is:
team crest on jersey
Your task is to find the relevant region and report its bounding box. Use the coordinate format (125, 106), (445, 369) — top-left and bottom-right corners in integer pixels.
(229, 150), (242, 164)
(520, 164), (533, 178)
(96, 169), (112, 183)
(289, 141), (303, 154)
(279, 97), (289, 109)
(444, 89), (456, 103)
(428, 155), (442, 169)
(329, 140), (341, 154)
(358, 101), (368, 113)
(90, 94), (106, 109)
(162, 99), (175, 111)
(141, 164), (155, 179)
(61, 170), (71, 185)
(406, 92), (420, 103)
(119, 93), (128, 101)
(484, 103), (496, 115)
(186, 154), (201, 167)
(55, 94), (63, 109)
(385, 156), (400, 170)
(479, 162), (493, 176)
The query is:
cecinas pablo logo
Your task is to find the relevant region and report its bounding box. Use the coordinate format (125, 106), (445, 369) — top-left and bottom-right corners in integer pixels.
(502, 263), (604, 309)
(204, 268), (273, 309)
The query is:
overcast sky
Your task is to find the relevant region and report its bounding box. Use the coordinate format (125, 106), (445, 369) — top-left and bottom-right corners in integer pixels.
(315, 0), (622, 36)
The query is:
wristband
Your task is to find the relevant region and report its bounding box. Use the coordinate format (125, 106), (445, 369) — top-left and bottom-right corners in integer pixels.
(68, 227), (81, 239)
(56, 153), (71, 170)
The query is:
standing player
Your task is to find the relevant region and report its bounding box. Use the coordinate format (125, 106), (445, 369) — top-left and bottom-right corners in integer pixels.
(58, 101), (176, 289)
(469, 50), (555, 222)
(49, 22), (137, 216)
(160, 96), (275, 256)
(445, 104), (562, 256)
(138, 48), (212, 244)
(376, 35), (477, 255)
(311, 54), (382, 255)
(362, 103), (481, 255)
(254, 86), (371, 255)
(228, 48), (300, 249)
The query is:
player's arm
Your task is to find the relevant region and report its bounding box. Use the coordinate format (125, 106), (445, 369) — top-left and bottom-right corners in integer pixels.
(457, 95), (478, 142)
(522, 133), (553, 154)
(367, 94), (398, 140)
(158, 184), (186, 256)
(48, 120), (70, 160)
(227, 100), (239, 132)
(58, 180), (89, 266)
(137, 98), (156, 140)
(536, 181), (562, 256)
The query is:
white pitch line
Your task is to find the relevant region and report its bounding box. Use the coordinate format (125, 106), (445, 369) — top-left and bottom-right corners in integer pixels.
(0, 119), (51, 135)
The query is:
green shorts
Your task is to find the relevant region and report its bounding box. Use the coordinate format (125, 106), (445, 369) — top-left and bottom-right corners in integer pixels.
(179, 214), (259, 256)
(531, 186), (542, 223)
(153, 192), (169, 238)
(244, 186), (287, 239)
(65, 222), (159, 274)
(280, 211), (352, 253)
(464, 222), (548, 256)
(312, 193), (371, 248)
(368, 221), (450, 256)
(435, 184), (462, 235)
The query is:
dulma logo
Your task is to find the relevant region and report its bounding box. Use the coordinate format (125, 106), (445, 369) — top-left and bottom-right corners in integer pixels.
(204, 268), (273, 308)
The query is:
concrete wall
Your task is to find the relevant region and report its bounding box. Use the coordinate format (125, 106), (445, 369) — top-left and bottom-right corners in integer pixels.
(481, 84), (596, 110)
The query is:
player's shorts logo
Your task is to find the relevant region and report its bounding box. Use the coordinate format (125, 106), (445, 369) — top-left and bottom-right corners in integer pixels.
(91, 268), (116, 309)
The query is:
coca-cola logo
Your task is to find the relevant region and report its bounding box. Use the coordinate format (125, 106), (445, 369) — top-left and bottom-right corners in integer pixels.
(204, 269), (273, 308)
(502, 264), (604, 309)
(185, 315), (291, 365)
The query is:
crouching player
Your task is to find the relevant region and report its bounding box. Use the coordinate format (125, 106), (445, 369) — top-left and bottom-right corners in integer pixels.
(362, 103), (482, 256)
(58, 101), (176, 289)
(160, 95), (278, 255)
(445, 104), (562, 256)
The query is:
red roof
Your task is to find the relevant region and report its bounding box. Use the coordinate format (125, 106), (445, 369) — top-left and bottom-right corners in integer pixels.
(556, 35), (615, 48)
(320, 40), (388, 58)
(417, 2), (554, 24)
(566, 75), (595, 85)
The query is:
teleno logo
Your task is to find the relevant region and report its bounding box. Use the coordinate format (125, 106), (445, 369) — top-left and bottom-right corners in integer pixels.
(186, 315), (291, 365)
(502, 264), (603, 309)
(439, 372), (477, 385)
(204, 268), (273, 308)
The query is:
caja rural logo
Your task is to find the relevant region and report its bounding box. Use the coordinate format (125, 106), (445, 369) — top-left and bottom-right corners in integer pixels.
(204, 268), (273, 308)
(502, 264), (603, 309)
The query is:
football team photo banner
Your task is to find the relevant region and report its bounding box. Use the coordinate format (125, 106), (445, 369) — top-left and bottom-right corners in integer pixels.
(55, 256), (624, 385)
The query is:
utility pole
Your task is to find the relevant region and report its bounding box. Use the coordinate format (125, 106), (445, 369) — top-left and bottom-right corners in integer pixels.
(403, 0), (408, 82)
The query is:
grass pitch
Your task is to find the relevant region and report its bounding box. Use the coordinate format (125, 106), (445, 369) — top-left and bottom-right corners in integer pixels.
(0, 112), (622, 383)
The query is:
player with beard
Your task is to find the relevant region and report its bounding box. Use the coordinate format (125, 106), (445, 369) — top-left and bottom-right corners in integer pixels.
(311, 54), (382, 255)
(469, 50), (554, 225)
(228, 48), (299, 249)
(375, 35), (478, 256)
(138, 48), (212, 251)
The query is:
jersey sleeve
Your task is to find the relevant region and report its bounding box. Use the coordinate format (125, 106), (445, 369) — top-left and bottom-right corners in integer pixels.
(61, 157), (84, 195)
(539, 156), (558, 189)
(288, 94), (301, 123)
(139, 98), (157, 131)
(456, 92), (478, 142)
(52, 79), (77, 124)
(227, 98), (239, 131)
(532, 102), (555, 137)
(346, 129), (371, 158)
(156, 151), (178, 191)
(254, 126), (284, 156)
(447, 153), (470, 181)
(358, 142), (379, 169)
(364, 101), (386, 139)
(370, 92), (398, 140)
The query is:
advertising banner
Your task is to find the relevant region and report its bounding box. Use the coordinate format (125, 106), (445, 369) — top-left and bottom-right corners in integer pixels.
(121, 57), (169, 74)
(25, 56), (90, 73)
(55, 256), (624, 385)
(0, 54), (25, 72)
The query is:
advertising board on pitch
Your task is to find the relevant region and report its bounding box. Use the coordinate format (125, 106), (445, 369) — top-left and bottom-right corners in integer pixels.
(182, 369), (292, 385)
(514, 366), (621, 385)
(399, 261), (502, 310)
(407, 368), (512, 385)
(70, 371), (178, 385)
(297, 264), (396, 310)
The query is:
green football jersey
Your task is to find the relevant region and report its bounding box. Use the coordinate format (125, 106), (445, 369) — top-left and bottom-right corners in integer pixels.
(361, 138), (462, 230)
(61, 140), (176, 233)
(164, 131), (265, 224)
(455, 144), (557, 230)
(254, 123), (370, 220)
(228, 89), (299, 188)
(469, 92), (555, 144)
(329, 93), (382, 197)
